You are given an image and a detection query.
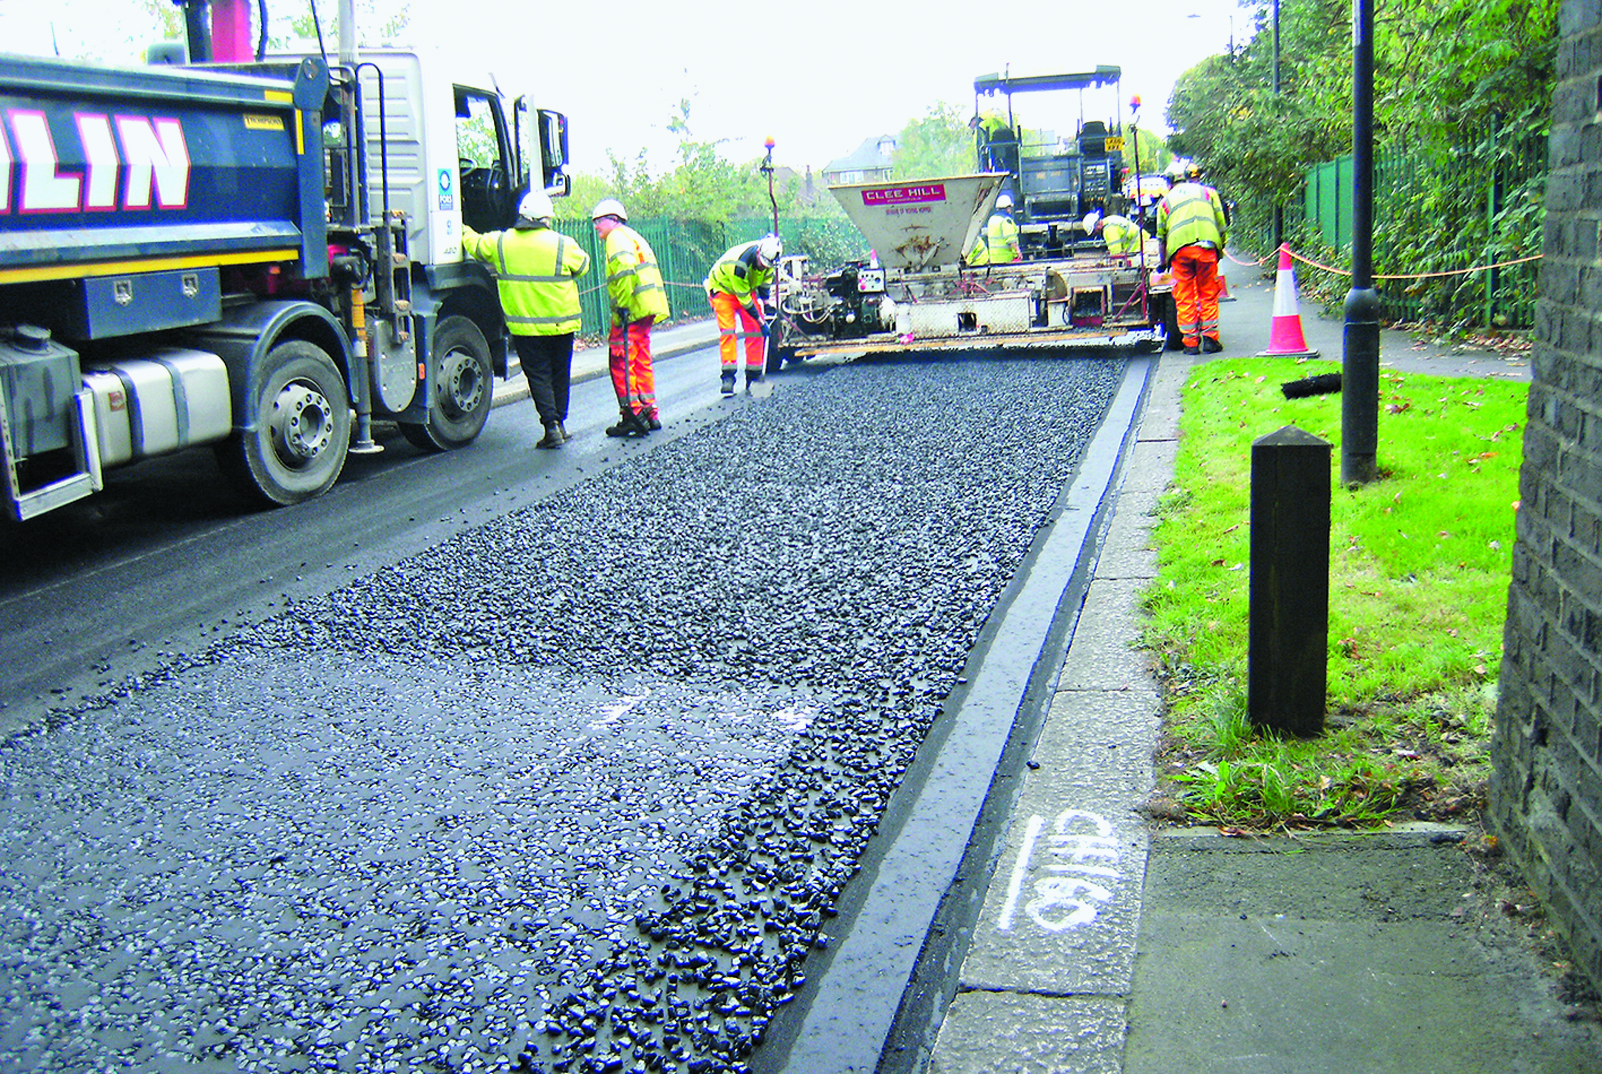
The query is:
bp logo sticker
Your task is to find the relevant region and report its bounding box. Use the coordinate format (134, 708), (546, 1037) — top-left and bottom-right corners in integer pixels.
(437, 168), (455, 211)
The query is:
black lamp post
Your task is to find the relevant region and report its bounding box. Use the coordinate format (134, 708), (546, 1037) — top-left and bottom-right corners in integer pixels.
(1272, 0), (1283, 252)
(1342, 0), (1379, 486)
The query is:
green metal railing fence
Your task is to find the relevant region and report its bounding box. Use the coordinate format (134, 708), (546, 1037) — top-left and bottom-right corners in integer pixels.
(1283, 121), (1546, 329)
(551, 214), (869, 337)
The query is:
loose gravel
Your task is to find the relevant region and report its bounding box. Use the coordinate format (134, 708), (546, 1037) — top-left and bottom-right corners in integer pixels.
(0, 354), (1126, 1073)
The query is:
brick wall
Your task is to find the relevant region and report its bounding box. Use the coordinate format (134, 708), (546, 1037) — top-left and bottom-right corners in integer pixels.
(1489, 0), (1602, 994)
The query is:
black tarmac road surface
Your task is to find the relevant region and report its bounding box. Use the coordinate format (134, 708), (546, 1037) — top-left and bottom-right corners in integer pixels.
(1, 354), (1126, 1073)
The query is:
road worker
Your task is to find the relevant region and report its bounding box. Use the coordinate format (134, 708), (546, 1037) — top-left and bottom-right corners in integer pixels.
(461, 189), (589, 449)
(592, 198), (670, 436)
(705, 235), (782, 396)
(966, 192), (1021, 267)
(1156, 162), (1229, 354)
(970, 110), (1017, 174)
(1085, 210), (1142, 257)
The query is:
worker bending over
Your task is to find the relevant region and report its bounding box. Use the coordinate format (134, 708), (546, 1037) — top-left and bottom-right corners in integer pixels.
(1157, 163), (1229, 353)
(706, 236), (783, 396)
(1085, 210), (1142, 257)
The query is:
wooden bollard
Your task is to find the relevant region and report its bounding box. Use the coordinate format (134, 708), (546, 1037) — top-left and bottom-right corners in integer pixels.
(1248, 425), (1331, 736)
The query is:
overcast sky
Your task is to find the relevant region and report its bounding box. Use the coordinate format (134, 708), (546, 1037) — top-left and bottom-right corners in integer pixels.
(0, 0), (1253, 175)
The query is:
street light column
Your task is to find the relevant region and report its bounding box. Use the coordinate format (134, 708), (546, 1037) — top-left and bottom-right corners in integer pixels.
(1272, 0), (1283, 251)
(1342, 0), (1380, 485)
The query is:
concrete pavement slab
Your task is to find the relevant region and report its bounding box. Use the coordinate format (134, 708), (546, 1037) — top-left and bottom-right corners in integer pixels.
(929, 993), (1126, 1074)
(959, 684), (1158, 997)
(1056, 580), (1151, 693)
(1124, 829), (1602, 1074)
(1089, 512), (1158, 581)
(1111, 437), (1178, 501)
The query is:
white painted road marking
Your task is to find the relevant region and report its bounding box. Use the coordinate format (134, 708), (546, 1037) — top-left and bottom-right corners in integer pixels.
(997, 809), (1122, 933)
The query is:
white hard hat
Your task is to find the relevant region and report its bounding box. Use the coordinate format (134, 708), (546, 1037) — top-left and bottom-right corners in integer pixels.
(591, 197), (628, 222)
(995, 192), (1014, 209)
(518, 190), (554, 221)
(756, 234), (783, 267)
(1082, 210), (1102, 232)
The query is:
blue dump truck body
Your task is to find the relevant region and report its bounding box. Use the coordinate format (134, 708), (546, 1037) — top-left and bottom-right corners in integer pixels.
(0, 55), (325, 291)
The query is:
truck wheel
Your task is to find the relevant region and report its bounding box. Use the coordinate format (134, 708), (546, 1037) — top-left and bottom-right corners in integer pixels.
(217, 340), (351, 506)
(1157, 294), (1184, 351)
(767, 320), (800, 374)
(400, 315), (493, 452)
(1148, 293), (1181, 351)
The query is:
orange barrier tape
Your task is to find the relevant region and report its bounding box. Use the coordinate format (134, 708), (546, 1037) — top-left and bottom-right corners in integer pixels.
(1284, 247), (1543, 282)
(1224, 249), (1271, 268)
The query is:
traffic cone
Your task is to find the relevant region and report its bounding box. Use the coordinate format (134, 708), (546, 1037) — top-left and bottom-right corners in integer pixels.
(1257, 244), (1319, 358)
(1218, 273), (1235, 301)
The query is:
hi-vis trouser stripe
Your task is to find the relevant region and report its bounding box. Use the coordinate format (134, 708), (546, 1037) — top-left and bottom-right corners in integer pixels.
(710, 291), (765, 371)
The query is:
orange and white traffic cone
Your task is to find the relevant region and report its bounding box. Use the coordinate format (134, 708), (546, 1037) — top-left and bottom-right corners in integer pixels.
(1257, 244), (1319, 358)
(1217, 273), (1235, 301)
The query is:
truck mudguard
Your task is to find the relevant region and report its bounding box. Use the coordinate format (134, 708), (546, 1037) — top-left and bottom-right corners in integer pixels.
(187, 299), (355, 434)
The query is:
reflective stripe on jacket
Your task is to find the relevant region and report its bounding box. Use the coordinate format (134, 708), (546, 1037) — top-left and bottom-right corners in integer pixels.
(1157, 182), (1228, 255)
(705, 242), (775, 307)
(604, 224), (671, 323)
(1102, 214), (1141, 256)
(462, 223), (589, 335)
(967, 213), (1019, 266)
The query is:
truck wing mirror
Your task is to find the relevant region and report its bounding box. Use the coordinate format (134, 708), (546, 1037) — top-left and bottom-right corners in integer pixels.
(536, 109), (570, 194)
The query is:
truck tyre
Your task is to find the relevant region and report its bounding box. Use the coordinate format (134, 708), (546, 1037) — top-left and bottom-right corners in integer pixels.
(766, 320), (800, 374)
(1156, 294), (1184, 351)
(400, 315), (493, 452)
(217, 339), (351, 506)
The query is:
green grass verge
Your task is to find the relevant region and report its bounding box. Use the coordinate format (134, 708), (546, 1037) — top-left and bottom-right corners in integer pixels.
(1143, 357), (1527, 830)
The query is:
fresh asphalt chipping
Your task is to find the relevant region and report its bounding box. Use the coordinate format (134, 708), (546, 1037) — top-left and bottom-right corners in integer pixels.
(0, 353), (1128, 1073)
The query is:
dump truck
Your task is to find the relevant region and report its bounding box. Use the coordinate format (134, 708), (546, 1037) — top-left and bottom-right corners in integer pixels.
(0, 0), (570, 520)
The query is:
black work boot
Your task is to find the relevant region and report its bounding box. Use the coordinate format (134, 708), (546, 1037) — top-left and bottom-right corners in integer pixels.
(745, 369), (764, 393)
(605, 410), (651, 438)
(1202, 336), (1223, 353)
(536, 423), (564, 449)
(720, 371), (736, 397)
(557, 421), (574, 442)
(646, 411), (662, 431)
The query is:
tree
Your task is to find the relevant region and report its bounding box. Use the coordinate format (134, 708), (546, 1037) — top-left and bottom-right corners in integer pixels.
(891, 103), (971, 179)
(1164, 0), (1556, 329)
(271, 0), (412, 48)
(587, 99), (783, 224)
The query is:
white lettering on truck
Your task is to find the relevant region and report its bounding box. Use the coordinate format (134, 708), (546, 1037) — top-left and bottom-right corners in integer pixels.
(0, 110), (191, 214)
